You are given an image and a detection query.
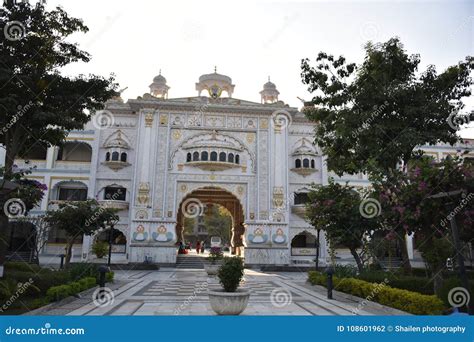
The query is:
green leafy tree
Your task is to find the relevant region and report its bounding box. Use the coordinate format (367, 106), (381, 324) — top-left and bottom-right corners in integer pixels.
(306, 180), (381, 272)
(0, 1), (117, 178)
(204, 205), (232, 244)
(301, 38), (473, 175)
(45, 200), (118, 267)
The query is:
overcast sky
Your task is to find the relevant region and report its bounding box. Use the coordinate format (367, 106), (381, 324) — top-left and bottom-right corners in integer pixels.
(48, 0), (474, 138)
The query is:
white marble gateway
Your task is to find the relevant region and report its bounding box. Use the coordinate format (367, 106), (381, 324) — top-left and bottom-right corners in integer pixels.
(5, 69), (473, 268)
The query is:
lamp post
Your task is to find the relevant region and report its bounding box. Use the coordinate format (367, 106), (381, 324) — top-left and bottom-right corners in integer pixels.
(427, 189), (472, 315)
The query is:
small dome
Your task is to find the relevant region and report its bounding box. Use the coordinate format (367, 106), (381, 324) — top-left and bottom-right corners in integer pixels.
(153, 74), (167, 84)
(263, 80), (277, 90)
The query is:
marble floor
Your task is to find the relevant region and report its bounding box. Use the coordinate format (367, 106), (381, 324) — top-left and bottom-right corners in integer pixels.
(34, 267), (408, 316)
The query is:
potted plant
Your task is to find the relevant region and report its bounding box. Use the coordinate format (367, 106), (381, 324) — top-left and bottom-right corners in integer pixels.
(204, 246), (223, 275)
(92, 241), (108, 259)
(208, 256), (250, 315)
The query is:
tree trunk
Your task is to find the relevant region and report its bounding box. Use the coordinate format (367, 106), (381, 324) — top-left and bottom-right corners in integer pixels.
(398, 233), (412, 274)
(349, 247), (364, 273)
(64, 240), (74, 268)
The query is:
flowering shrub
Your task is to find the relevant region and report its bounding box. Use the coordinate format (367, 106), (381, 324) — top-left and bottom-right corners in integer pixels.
(207, 247), (223, 263)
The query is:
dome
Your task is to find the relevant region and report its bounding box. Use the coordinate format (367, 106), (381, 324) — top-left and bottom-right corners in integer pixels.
(263, 80), (277, 90)
(153, 74), (167, 84)
(198, 72), (232, 85)
(149, 70), (170, 99)
(260, 77), (279, 104)
(196, 67), (235, 98)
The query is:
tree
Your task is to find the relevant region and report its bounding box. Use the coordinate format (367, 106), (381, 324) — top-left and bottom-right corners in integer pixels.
(45, 200), (118, 267)
(301, 37), (473, 175)
(22, 215), (51, 264)
(204, 205), (232, 244)
(305, 180), (381, 272)
(0, 1), (117, 178)
(372, 156), (474, 278)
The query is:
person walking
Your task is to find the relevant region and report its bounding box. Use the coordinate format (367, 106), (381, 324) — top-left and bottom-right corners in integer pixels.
(196, 240), (201, 254)
(200, 241), (205, 254)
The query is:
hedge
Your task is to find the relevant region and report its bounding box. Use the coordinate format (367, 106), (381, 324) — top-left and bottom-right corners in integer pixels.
(46, 277), (97, 302)
(308, 271), (444, 315)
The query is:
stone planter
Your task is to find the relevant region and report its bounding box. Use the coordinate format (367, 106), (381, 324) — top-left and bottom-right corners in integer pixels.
(204, 261), (222, 275)
(208, 289), (250, 315)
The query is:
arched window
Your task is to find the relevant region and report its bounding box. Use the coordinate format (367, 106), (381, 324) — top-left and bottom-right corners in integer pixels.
(201, 151), (208, 161)
(186, 153), (192, 162)
(295, 159), (301, 168)
(120, 152), (127, 162)
(210, 151), (218, 161)
(111, 151), (119, 161)
(303, 158), (309, 168)
(228, 153), (234, 163)
(105, 152), (110, 161)
(235, 155), (240, 164)
(219, 152), (226, 162)
(311, 159), (315, 169)
(193, 152), (199, 161)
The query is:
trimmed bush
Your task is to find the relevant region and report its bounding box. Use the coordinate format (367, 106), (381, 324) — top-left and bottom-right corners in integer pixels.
(357, 271), (434, 295)
(218, 257), (244, 292)
(46, 285), (72, 302)
(45, 276), (97, 302)
(308, 271), (444, 315)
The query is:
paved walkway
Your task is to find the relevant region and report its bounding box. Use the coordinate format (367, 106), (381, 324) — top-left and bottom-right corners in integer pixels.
(32, 267), (408, 316)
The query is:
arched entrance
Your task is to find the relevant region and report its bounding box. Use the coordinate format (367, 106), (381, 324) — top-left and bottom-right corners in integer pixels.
(176, 187), (245, 256)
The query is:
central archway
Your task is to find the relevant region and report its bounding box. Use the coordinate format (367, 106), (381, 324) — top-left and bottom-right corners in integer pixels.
(176, 187), (245, 256)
